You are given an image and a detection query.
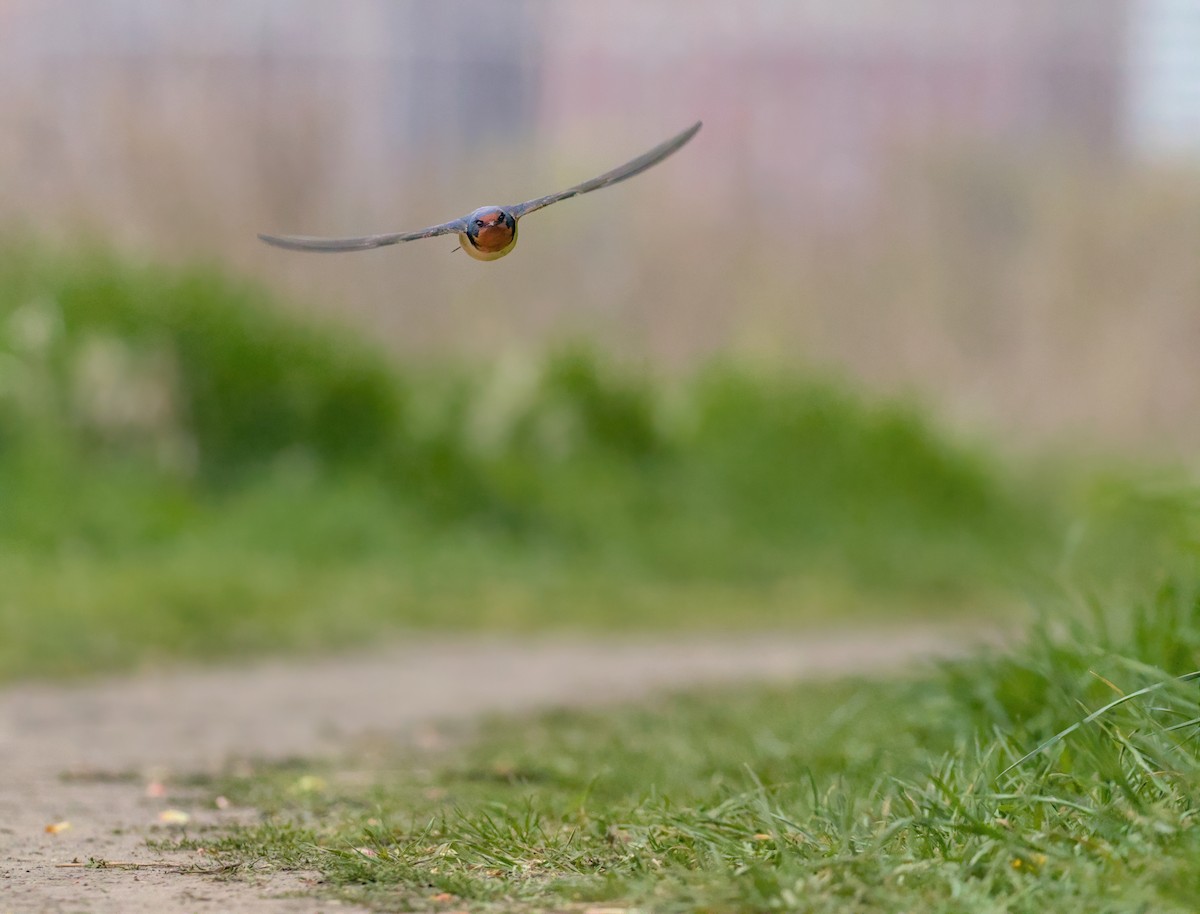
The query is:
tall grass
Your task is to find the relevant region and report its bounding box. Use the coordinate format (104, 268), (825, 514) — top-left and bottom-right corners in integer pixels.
(198, 572), (1200, 912)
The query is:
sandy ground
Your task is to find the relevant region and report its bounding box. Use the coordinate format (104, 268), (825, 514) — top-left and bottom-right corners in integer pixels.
(0, 626), (987, 913)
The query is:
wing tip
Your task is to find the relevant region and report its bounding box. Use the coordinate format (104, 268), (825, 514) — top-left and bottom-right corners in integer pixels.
(665, 120), (703, 153)
(258, 232), (299, 250)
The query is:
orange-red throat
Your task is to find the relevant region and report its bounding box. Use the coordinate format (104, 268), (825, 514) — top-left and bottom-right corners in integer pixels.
(461, 207), (518, 261)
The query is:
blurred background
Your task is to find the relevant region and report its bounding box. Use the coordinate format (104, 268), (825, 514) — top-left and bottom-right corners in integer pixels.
(1, 1), (1198, 679)
(4, 0), (1199, 446)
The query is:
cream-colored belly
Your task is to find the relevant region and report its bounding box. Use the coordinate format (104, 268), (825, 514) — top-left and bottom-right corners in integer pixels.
(459, 229), (519, 261)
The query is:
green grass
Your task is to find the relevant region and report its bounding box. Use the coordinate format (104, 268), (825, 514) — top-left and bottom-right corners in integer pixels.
(0, 242), (1085, 680)
(14, 238), (1200, 906)
(172, 574), (1200, 913)
(6, 244), (1200, 909)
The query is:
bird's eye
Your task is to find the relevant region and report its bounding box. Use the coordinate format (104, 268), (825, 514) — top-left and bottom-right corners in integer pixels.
(473, 219), (484, 227)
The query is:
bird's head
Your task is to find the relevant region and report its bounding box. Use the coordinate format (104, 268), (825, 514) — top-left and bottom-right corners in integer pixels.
(464, 207), (518, 257)
(467, 207), (514, 236)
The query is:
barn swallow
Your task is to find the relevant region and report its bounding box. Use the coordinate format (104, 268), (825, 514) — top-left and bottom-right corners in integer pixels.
(258, 121), (701, 262)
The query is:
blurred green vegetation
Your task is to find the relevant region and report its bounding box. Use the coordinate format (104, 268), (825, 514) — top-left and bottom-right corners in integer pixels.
(0, 244), (1190, 679)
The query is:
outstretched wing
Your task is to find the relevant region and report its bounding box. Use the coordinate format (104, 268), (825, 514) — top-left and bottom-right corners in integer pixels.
(507, 121), (701, 220)
(258, 218), (468, 253)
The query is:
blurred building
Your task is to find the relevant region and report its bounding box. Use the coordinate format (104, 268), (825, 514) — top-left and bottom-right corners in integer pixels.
(1126, 0), (1200, 157)
(0, 0), (1197, 220)
(6, 2), (1197, 204)
(539, 1), (1132, 215)
(0, 1), (538, 173)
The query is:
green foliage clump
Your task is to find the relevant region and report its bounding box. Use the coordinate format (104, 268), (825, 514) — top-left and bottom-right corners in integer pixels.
(0, 242), (1060, 678)
(0, 247), (407, 480)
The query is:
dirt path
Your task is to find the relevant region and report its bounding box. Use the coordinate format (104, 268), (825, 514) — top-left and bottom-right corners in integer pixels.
(0, 625), (988, 913)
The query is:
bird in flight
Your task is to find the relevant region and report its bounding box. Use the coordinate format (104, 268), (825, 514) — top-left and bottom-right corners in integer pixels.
(258, 121), (701, 262)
